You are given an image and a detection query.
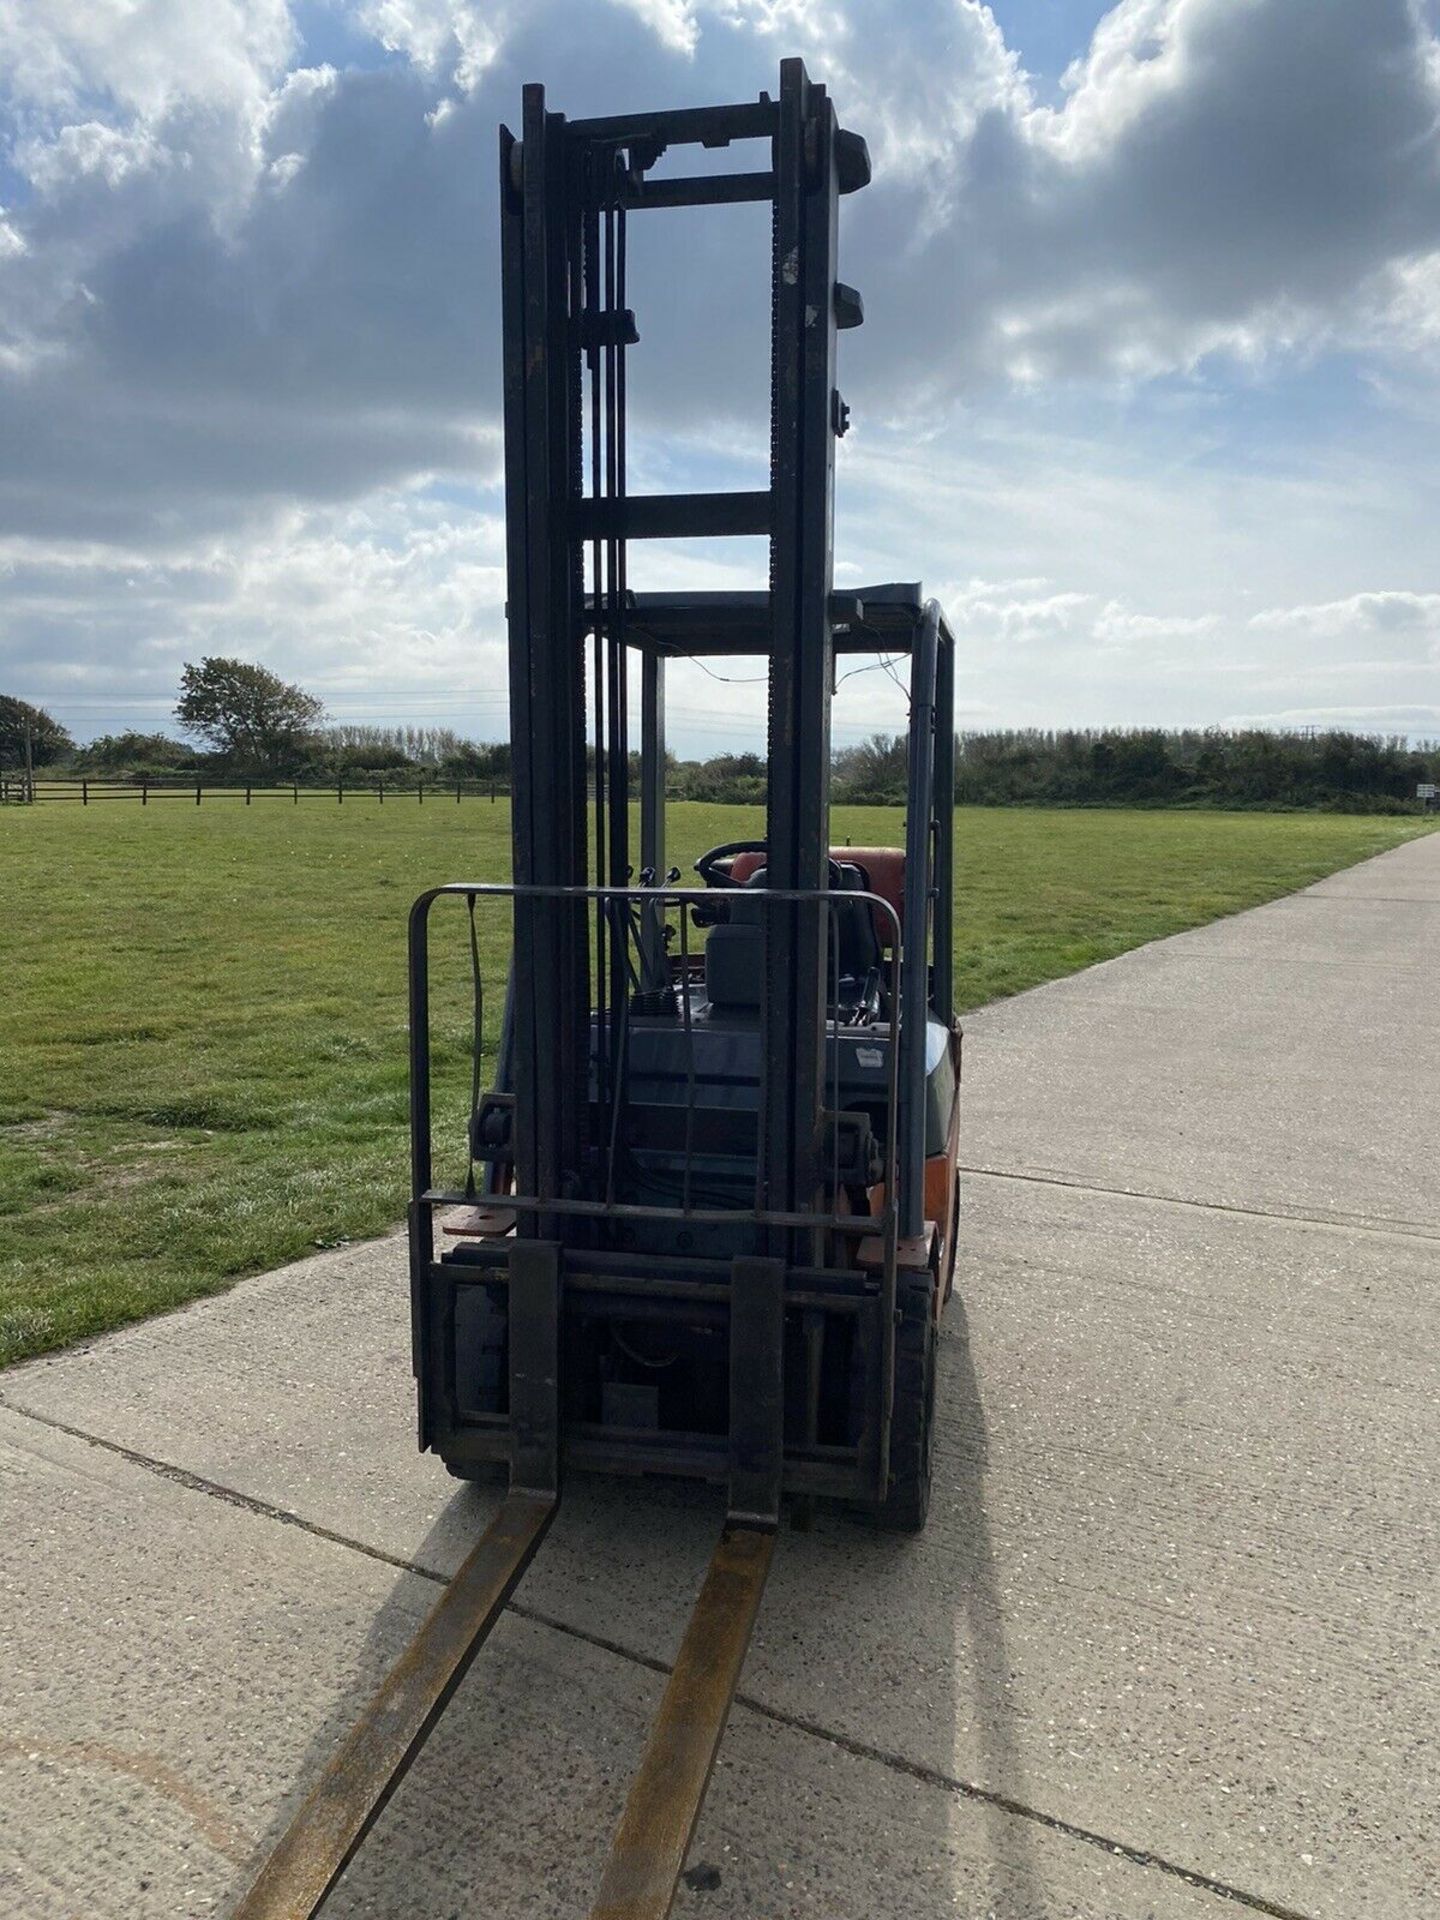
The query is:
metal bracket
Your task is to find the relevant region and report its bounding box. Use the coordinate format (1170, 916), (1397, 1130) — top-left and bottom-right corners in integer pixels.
(833, 281), (864, 330)
(578, 308), (640, 352)
(727, 1255), (785, 1528)
(836, 126), (871, 193)
(507, 1238), (561, 1498)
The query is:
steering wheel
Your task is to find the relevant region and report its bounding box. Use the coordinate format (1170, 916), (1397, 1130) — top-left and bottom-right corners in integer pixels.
(694, 840), (847, 892)
(694, 839), (770, 889)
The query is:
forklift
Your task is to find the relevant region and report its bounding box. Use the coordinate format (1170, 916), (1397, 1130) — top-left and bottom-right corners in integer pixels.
(234, 58), (959, 1920)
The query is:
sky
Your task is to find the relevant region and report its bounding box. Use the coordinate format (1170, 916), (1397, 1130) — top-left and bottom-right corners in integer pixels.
(1, 0), (1439, 755)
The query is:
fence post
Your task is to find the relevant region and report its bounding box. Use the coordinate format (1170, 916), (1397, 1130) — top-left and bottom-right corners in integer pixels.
(378, 778), (384, 806)
(337, 778), (343, 806)
(490, 782), (496, 804)
(196, 781), (202, 806)
(293, 782), (298, 805)
(82, 779), (88, 806)
(456, 781), (461, 804)
(246, 784), (251, 806)
(142, 780), (148, 807)
(418, 780), (423, 806)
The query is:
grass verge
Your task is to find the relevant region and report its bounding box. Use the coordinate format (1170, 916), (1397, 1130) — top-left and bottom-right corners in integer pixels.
(1, 799), (1431, 1365)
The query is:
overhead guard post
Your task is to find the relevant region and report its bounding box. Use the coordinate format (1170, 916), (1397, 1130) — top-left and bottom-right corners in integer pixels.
(898, 599), (942, 1240)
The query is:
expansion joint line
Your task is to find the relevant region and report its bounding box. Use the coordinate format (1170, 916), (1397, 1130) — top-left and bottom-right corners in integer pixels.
(959, 1163), (1440, 1245)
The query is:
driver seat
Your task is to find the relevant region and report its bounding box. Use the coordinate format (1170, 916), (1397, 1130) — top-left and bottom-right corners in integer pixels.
(729, 846), (905, 950)
(703, 859), (881, 1009)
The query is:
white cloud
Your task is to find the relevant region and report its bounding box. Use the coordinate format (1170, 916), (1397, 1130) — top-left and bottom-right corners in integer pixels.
(0, 0), (294, 123)
(1094, 604), (1219, 645)
(951, 584), (1097, 645)
(613, 0), (701, 58)
(1250, 591), (1440, 659)
(352, 0), (504, 93)
(17, 120), (176, 191)
(1043, 0), (1198, 160)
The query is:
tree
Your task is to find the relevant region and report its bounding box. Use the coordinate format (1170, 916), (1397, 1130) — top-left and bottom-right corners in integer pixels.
(174, 657), (323, 771)
(0, 696), (73, 770)
(75, 730), (193, 772)
(442, 740), (511, 781)
(333, 742), (413, 773)
(832, 733), (908, 803)
(321, 724), (469, 767)
(678, 751), (767, 804)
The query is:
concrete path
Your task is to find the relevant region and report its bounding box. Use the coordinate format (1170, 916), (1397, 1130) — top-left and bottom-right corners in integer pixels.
(4, 831), (1437, 1920)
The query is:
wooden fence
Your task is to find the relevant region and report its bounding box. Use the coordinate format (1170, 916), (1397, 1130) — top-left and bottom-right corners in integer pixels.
(1, 777), (508, 807)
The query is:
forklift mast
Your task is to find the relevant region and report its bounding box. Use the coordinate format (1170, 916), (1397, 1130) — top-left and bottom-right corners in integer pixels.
(500, 59), (866, 1279)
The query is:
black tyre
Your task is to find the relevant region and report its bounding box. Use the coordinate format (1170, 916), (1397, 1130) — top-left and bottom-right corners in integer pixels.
(443, 1456), (507, 1487)
(873, 1269), (938, 1533)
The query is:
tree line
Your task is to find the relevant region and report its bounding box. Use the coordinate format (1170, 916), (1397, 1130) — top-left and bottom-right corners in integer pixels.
(822, 727), (1437, 811)
(4, 662), (1436, 811)
(1, 662), (514, 787)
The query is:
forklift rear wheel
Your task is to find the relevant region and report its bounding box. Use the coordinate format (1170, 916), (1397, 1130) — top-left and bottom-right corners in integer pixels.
(873, 1268), (938, 1533)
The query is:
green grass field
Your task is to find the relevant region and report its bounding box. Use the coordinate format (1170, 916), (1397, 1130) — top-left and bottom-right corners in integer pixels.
(1, 799), (1431, 1368)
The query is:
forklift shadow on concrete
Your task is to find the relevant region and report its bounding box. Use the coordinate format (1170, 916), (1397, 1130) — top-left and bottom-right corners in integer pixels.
(227, 1285), (1047, 1918)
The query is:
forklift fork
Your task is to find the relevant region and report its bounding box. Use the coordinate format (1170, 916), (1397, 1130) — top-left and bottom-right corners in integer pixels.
(231, 1494), (555, 1920)
(590, 1525), (775, 1920)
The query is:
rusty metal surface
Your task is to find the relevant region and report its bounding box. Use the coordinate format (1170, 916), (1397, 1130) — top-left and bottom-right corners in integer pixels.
(588, 1524), (775, 1920)
(230, 1491), (554, 1920)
